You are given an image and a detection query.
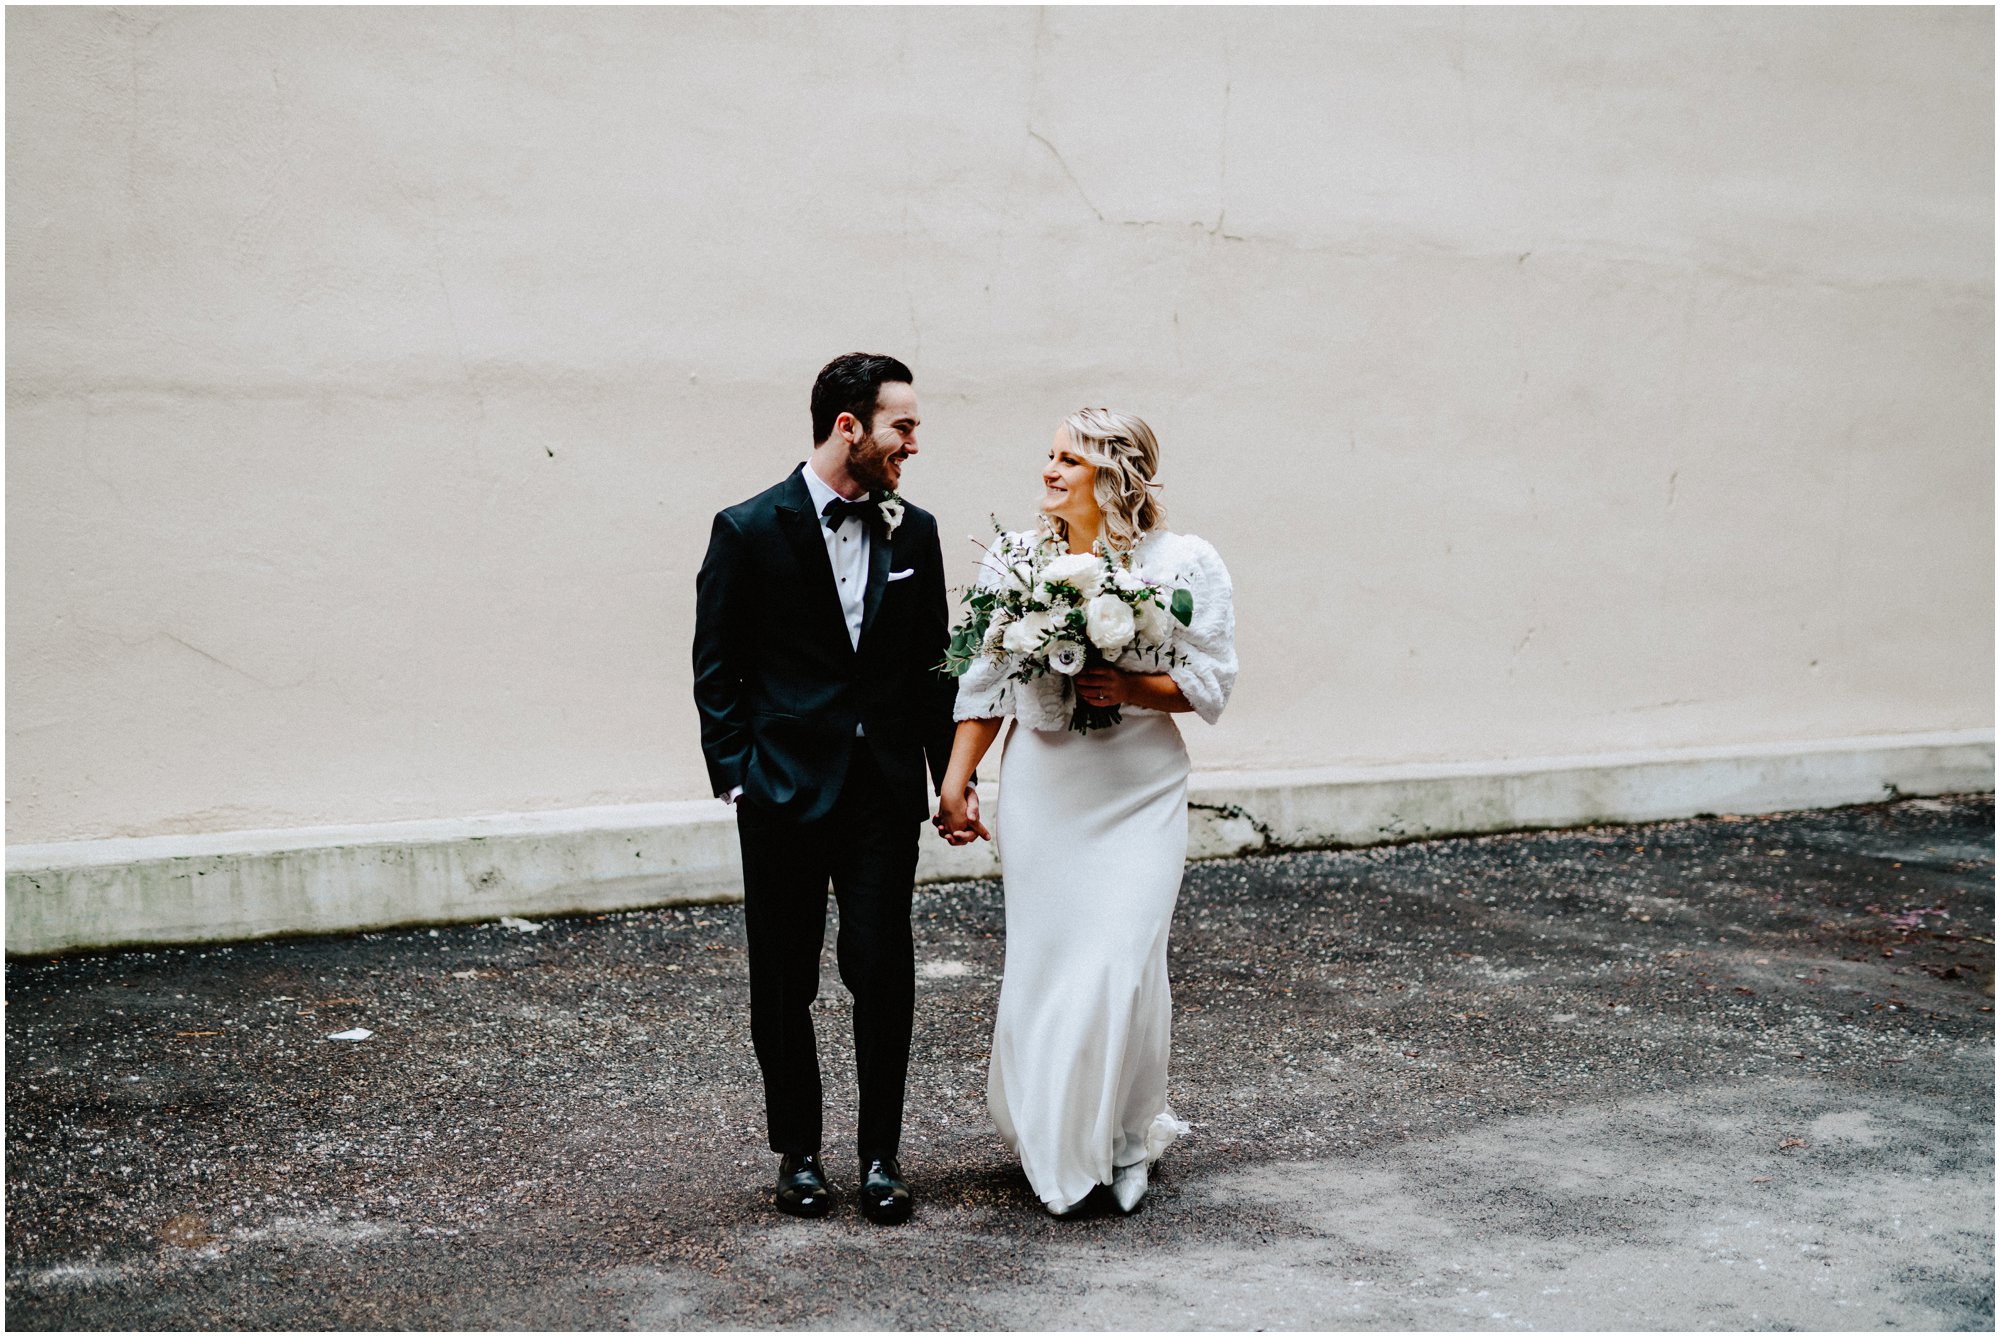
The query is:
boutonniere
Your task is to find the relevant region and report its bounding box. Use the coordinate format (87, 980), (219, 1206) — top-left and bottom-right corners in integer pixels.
(876, 491), (906, 539)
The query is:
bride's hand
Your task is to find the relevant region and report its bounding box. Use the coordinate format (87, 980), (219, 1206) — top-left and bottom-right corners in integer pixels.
(933, 784), (991, 844)
(1074, 665), (1132, 708)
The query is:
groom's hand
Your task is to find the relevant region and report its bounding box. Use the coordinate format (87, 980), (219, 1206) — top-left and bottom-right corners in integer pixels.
(959, 785), (989, 843)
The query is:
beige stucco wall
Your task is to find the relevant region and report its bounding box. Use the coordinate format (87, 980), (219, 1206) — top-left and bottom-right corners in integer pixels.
(8, 6), (1992, 845)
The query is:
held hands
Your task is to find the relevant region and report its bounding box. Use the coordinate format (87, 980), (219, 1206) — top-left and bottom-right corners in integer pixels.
(933, 783), (990, 845)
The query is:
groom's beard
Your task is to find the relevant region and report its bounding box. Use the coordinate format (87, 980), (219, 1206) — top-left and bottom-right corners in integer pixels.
(847, 437), (902, 492)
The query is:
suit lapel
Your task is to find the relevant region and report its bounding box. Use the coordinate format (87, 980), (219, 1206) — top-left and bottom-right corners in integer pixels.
(857, 517), (894, 650)
(772, 466), (856, 657)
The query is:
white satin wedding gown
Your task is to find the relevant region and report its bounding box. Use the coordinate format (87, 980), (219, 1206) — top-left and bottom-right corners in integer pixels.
(954, 529), (1237, 1213)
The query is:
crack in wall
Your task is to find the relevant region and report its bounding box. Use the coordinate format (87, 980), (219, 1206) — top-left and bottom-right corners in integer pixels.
(1189, 799), (1278, 853)
(156, 632), (282, 691)
(1026, 129), (1105, 223)
(1212, 38), (1232, 237)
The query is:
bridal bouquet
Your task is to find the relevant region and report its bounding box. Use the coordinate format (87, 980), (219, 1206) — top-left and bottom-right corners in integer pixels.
(944, 528), (1194, 734)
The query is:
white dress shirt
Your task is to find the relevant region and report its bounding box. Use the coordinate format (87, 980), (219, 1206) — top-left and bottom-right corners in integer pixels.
(798, 460), (872, 651)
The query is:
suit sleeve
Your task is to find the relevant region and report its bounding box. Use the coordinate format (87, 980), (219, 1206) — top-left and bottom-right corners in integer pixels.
(918, 513), (959, 794)
(693, 511), (752, 796)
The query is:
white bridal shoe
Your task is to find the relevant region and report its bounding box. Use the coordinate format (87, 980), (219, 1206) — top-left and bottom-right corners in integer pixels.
(1111, 1161), (1148, 1213)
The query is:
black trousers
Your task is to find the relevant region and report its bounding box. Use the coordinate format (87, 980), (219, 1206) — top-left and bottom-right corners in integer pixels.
(735, 744), (919, 1161)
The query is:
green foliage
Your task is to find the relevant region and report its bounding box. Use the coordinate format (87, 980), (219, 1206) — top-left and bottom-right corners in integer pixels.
(941, 587), (996, 677)
(1170, 588), (1194, 627)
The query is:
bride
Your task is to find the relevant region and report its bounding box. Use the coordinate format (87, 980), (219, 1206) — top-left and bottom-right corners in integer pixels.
(933, 408), (1237, 1215)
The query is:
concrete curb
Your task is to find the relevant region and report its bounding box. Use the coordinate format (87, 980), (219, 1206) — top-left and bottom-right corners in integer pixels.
(6, 729), (1990, 956)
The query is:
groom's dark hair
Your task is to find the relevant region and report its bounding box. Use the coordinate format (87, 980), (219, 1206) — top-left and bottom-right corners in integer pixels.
(812, 353), (914, 444)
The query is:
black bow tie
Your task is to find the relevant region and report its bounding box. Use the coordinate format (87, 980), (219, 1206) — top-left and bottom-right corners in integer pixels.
(822, 496), (878, 532)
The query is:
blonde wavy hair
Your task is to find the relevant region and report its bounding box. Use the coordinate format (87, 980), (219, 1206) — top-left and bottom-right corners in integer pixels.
(1044, 407), (1166, 553)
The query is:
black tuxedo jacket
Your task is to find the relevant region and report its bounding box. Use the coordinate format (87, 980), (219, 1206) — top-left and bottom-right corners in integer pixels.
(693, 463), (958, 825)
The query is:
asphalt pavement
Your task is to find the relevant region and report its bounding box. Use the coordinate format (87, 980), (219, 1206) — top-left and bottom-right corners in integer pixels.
(5, 795), (1993, 1330)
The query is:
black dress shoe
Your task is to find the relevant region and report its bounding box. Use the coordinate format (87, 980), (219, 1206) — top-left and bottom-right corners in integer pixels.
(858, 1156), (912, 1225)
(775, 1152), (833, 1218)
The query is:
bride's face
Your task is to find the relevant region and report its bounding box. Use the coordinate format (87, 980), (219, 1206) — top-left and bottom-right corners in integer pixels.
(1040, 427), (1102, 529)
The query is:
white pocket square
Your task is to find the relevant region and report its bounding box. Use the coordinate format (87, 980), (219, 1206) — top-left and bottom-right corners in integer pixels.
(886, 568), (915, 582)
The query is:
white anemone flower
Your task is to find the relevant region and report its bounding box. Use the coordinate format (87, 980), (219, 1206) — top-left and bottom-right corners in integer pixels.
(1047, 640), (1087, 675)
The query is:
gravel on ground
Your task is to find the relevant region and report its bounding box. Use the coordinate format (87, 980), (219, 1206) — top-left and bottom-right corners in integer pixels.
(5, 795), (1992, 1330)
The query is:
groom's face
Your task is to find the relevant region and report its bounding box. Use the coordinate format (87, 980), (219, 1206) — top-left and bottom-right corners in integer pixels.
(845, 382), (920, 493)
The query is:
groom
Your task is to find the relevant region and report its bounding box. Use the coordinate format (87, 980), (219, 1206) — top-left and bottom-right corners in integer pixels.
(692, 353), (968, 1224)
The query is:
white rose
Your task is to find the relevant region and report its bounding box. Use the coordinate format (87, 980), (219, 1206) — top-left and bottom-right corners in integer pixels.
(1039, 553), (1104, 601)
(1003, 610), (1053, 655)
(1109, 566), (1146, 594)
(1132, 594), (1172, 647)
(877, 496), (905, 538)
(1085, 592), (1136, 653)
(1047, 640), (1086, 675)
